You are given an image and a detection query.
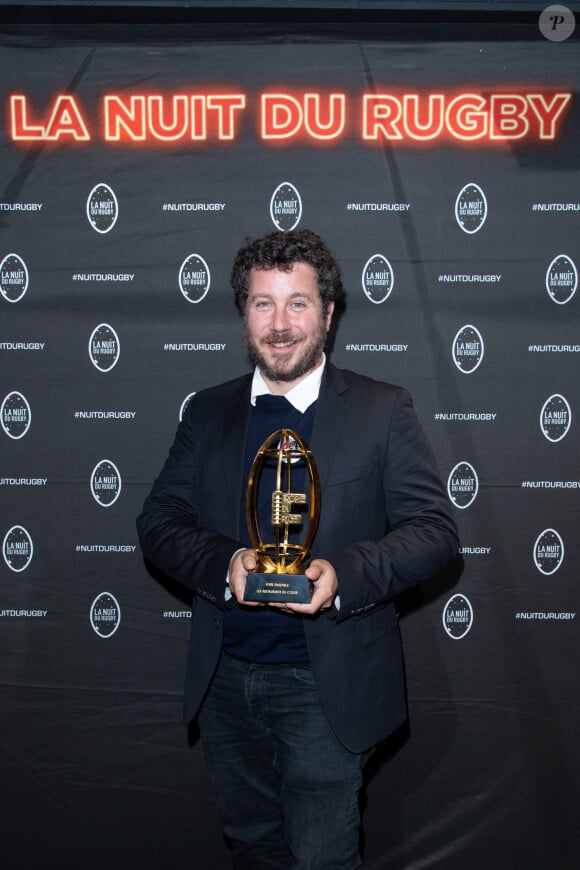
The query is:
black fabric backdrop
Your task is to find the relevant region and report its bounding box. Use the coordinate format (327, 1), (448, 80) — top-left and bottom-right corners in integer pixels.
(1, 8), (579, 869)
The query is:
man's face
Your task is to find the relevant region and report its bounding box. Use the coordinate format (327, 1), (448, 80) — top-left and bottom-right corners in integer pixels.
(244, 262), (334, 393)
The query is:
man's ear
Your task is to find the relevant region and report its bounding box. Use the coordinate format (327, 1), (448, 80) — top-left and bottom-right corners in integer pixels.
(325, 301), (335, 331)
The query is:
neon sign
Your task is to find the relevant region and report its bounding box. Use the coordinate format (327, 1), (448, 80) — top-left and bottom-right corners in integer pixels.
(8, 90), (572, 144)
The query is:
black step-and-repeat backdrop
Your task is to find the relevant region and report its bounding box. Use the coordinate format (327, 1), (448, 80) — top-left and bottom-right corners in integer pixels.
(1, 10), (579, 869)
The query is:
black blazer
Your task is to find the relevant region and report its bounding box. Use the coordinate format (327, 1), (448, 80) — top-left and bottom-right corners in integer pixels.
(137, 364), (459, 753)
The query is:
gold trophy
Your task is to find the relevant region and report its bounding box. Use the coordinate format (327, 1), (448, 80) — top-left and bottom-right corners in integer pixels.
(243, 428), (321, 603)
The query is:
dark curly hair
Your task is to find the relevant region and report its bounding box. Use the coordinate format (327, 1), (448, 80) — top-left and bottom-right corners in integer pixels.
(231, 229), (344, 315)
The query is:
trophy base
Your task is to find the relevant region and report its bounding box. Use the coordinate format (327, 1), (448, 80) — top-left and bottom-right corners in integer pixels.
(243, 572), (312, 603)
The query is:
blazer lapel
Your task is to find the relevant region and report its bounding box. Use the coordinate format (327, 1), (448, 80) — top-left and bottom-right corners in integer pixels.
(310, 364), (350, 492)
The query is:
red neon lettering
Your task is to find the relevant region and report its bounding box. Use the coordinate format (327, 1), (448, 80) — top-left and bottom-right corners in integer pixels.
(303, 93), (346, 139)
(206, 95), (246, 140)
(104, 94), (245, 141)
(262, 93), (346, 140)
(10, 95), (45, 139)
(363, 95), (402, 139)
(191, 96), (206, 140)
(362, 91), (570, 143)
(403, 94), (445, 140)
(10, 94), (90, 141)
(8, 88), (572, 147)
(527, 92), (571, 139)
(105, 96), (146, 140)
(445, 94), (487, 140)
(46, 96), (90, 140)
(148, 96), (189, 141)
(261, 95), (303, 139)
(490, 95), (529, 139)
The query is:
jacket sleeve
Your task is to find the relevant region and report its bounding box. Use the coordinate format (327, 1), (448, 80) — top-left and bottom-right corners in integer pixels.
(136, 401), (241, 610)
(331, 388), (460, 620)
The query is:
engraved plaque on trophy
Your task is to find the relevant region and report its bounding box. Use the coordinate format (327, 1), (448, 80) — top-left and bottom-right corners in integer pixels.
(243, 428), (321, 603)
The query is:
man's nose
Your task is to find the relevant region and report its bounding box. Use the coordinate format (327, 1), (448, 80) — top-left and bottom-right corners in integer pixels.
(270, 305), (291, 332)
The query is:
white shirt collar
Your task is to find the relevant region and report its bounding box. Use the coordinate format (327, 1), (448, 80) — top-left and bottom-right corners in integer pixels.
(250, 354), (326, 413)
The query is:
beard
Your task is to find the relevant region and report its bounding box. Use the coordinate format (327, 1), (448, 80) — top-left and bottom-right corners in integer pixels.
(244, 314), (328, 384)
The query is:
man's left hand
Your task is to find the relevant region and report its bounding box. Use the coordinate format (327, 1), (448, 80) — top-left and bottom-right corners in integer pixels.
(269, 558), (338, 615)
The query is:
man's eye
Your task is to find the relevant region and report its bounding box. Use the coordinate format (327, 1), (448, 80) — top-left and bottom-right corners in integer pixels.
(290, 301), (306, 310)
(254, 300), (271, 310)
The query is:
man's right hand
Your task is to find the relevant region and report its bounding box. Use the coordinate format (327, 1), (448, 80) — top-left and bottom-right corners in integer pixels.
(228, 548), (264, 606)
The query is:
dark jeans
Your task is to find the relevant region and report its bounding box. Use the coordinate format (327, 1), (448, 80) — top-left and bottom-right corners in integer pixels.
(198, 652), (369, 870)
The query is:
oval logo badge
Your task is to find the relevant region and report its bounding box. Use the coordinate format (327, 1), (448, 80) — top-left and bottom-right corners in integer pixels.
(179, 254), (211, 303)
(89, 323), (120, 372)
(1, 391), (31, 439)
(275, 432), (303, 465)
(179, 392), (196, 421)
(362, 254), (394, 304)
(0, 253), (29, 303)
(448, 461), (479, 510)
(533, 528), (564, 575)
(452, 324), (484, 374)
(2, 525), (34, 573)
(540, 394), (571, 443)
(545, 254), (577, 305)
(455, 183), (487, 234)
(86, 183), (119, 234)
(443, 593), (474, 639)
(90, 459), (122, 507)
(90, 592), (121, 638)
(270, 182), (302, 232)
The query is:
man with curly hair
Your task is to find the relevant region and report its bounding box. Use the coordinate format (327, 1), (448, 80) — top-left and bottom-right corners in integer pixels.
(138, 229), (458, 869)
